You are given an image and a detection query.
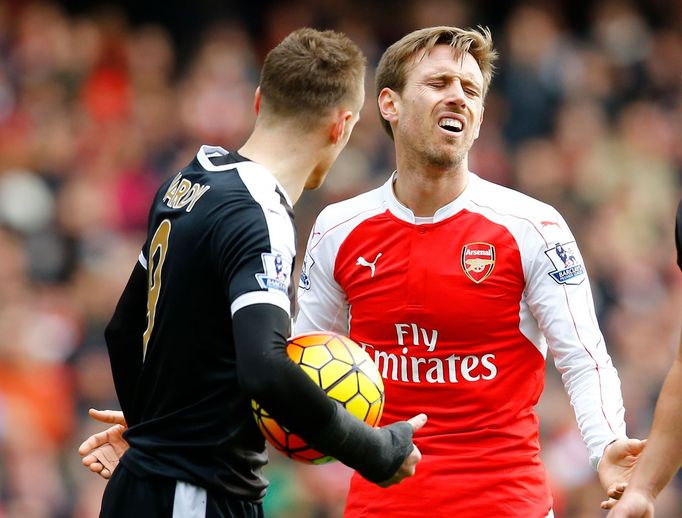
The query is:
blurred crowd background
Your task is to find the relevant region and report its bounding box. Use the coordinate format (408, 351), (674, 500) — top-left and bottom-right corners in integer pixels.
(0, 0), (681, 516)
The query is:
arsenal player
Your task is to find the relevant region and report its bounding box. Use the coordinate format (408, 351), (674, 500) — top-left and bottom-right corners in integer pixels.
(295, 26), (644, 517)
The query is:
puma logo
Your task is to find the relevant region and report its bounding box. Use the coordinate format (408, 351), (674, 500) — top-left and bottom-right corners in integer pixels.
(356, 253), (382, 278)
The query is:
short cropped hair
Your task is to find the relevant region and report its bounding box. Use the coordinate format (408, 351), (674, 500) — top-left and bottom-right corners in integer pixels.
(259, 28), (366, 127)
(375, 26), (498, 138)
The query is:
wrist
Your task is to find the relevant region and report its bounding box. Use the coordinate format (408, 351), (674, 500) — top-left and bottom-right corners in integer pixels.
(626, 478), (660, 501)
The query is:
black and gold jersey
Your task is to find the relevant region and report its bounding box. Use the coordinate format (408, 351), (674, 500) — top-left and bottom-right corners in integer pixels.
(116, 145), (296, 501)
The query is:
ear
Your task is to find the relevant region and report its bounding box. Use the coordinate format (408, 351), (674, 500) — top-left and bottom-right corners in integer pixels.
(473, 105), (484, 140)
(253, 87), (262, 115)
(330, 111), (353, 144)
(378, 88), (399, 126)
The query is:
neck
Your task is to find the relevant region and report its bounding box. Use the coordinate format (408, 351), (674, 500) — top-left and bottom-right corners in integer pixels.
(393, 152), (469, 217)
(238, 123), (323, 205)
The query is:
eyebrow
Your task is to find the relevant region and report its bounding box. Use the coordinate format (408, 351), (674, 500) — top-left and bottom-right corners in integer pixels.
(426, 71), (482, 89)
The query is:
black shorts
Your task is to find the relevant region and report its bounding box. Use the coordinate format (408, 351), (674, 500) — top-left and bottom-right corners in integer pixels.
(100, 464), (264, 518)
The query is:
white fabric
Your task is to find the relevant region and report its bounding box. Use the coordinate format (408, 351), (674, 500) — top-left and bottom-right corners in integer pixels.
(196, 145), (293, 206)
(231, 291), (290, 317)
(172, 480), (207, 518)
(138, 250), (148, 270)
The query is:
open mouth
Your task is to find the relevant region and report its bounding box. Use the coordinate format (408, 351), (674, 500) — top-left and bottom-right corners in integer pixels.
(438, 118), (463, 133)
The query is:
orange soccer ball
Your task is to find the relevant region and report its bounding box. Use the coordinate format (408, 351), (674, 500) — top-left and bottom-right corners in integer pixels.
(252, 332), (385, 464)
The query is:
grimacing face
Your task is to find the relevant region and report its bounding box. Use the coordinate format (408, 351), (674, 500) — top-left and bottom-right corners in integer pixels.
(389, 45), (485, 169)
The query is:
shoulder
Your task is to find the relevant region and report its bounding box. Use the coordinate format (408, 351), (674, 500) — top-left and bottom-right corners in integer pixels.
(313, 187), (385, 236)
(470, 175), (558, 221)
(198, 161), (294, 229)
(468, 174), (567, 242)
(232, 162), (290, 205)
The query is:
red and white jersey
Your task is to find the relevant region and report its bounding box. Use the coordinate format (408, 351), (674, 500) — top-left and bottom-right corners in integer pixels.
(295, 172), (626, 517)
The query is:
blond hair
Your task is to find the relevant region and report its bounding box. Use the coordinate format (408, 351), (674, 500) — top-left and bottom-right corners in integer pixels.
(259, 28), (366, 128)
(375, 26), (498, 137)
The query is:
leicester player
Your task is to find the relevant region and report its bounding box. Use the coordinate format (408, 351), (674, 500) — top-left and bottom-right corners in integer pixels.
(79, 28), (425, 518)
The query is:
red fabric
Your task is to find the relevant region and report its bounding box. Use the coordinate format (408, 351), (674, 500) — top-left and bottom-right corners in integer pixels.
(333, 210), (552, 517)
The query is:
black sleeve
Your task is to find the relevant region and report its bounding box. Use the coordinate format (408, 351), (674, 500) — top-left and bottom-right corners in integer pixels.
(233, 303), (415, 483)
(104, 261), (147, 423)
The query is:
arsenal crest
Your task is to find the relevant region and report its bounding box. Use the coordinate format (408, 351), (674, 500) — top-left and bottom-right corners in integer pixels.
(461, 242), (496, 284)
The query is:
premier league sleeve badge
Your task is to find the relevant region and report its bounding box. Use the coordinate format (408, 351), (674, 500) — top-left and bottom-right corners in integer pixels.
(545, 242), (585, 285)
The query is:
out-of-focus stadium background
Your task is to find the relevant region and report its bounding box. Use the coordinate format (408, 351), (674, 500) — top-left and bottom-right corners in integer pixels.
(0, 0), (681, 516)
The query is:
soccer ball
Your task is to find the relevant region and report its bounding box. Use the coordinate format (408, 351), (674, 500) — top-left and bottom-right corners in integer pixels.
(252, 332), (385, 464)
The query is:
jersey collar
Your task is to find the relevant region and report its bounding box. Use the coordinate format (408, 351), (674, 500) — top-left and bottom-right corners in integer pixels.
(195, 145), (294, 208)
(381, 170), (477, 224)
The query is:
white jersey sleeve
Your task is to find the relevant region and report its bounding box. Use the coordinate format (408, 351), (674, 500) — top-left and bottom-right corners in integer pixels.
(296, 226), (349, 335)
(522, 209), (626, 469)
(295, 190), (385, 336)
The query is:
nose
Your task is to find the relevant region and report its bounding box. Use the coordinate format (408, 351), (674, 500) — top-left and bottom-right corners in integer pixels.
(444, 80), (466, 107)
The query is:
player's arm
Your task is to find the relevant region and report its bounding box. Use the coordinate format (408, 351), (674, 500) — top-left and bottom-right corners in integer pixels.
(289, 204), (427, 483)
(103, 259), (147, 421)
(233, 302), (423, 485)
(295, 218), (351, 336)
(221, 199), (422, 485)
(606, 340), (682, 517)
(78, 259), (146, 480)
(523, 213), (642, 486)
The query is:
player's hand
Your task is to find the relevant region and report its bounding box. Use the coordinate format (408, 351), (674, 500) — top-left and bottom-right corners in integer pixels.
(87, 408), (127, 427)
(598, 438), (646, 508)
(376, 413), (427, 488)
(606, 490), (655, 517)
(601, 482), (628, 510)
(78, 408), (130, 479)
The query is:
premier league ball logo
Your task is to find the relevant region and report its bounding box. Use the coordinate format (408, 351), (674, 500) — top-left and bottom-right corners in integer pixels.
(545, 242), (585, 285)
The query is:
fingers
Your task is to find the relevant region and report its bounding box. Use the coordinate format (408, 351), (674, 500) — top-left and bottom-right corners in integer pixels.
(84, 445), (120, 476)
(601, 482), (627, 510)
(376, 445), (422, 488)
(608, 482), (627, 499)
(376, 416), (426, 488)
(601, 497), (619, 510)
(78, 424), (125, 455)
(98, 445), (121, 467)
(400, 444), (422, 473)
(78, 427), (115, 455)
(408, 445), (422, 470)
(624, 438), (646, 455)
(82, 457), (112, 480)
(79, 417), (127, 481)
(88, 408), (127, 426)
(82, 455), (112, 479)
(78, 436), (100, 456)
(407, 413), (427, 432)
(82, 454), (101, 468)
